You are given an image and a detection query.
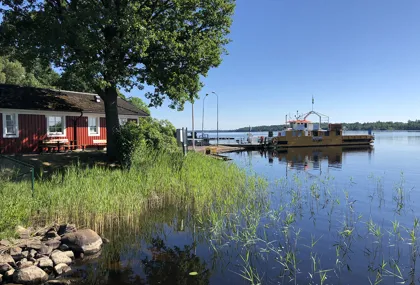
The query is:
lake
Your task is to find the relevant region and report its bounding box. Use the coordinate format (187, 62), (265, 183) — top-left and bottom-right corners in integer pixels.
(70, 131), (420, 285)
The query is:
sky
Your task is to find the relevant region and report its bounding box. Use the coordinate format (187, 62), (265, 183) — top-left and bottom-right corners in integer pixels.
(121, 0), (420, 130)
(2, 1), (419, 130)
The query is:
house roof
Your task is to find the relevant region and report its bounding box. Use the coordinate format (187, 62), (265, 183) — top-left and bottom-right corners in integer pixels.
(0, 84), (149, 116)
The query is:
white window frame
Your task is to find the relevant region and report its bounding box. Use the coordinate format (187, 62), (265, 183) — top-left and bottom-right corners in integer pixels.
(2, 113), (19, 138)
(119, 116), (139, 126)
(88, 116), (100, 136)
(46, 115), (66, 137)
(119, 117), (128, 126)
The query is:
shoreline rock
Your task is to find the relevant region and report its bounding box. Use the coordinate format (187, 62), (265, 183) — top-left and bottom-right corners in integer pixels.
(0, 224), (105, 285)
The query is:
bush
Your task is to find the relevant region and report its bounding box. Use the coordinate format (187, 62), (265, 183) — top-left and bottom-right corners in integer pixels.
(115, 118), (179, 167)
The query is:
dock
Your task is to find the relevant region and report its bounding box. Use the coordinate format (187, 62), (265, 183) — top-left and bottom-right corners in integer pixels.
(193, 145), (246, 154)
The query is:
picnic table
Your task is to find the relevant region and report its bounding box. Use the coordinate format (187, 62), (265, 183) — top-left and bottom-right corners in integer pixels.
(38, 139), (85, 153)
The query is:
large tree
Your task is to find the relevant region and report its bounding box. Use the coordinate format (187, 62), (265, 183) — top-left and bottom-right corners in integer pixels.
(0, 0), (235, 160)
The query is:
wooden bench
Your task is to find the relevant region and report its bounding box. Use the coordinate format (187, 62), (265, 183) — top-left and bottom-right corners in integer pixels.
(92, 139), (107, 150)
(39, 139), (70, 153)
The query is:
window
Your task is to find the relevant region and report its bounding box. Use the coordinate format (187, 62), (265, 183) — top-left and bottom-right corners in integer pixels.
(88, 117), (100, 136)
(2, 113), (19, 138)
(119, 118), (128, 126)
(47, 116), (65, 136)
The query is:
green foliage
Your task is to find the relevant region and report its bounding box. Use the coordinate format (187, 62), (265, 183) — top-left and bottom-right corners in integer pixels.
(116, 119), (177, 166)
(0, 56), (59, 88)
(1, 0), (235, 109)
(115, 122), (146, 167)
(0, 149), (262, 239)
(235, 120), (420, 132)
(1, 0), (235, 157)
(138, 118), (178, 151)
(127, 96), (151, 115)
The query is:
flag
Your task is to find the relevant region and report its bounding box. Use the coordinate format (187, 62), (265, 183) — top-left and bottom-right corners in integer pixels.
(312, 96), (314, 104)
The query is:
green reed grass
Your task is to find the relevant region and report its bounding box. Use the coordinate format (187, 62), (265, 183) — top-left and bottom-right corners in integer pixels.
(0, 148), (267, 239)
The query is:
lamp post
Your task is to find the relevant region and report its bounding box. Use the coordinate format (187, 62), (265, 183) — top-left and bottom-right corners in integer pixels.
(202, 94), (208, 141)
(202, 92), (219, 146)
(212, 91), (219, 147)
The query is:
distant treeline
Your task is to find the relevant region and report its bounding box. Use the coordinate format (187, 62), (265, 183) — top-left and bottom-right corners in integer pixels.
(233, 120), (420, 132)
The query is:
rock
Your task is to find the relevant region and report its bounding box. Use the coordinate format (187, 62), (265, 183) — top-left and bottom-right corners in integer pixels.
(43, 238), (61, 250)
(21, 251), (29, 259)
(58, 224), (77, 236)
(38, 244), (53, 256)
(26, 240), (42, 250)
(63, 251), (74, 260)
(58, 244), (69, 251)
(18, 260), (34, 269)
(0, 273), (2, 283)
(54, 263), (71, 275)
(45, 280), (72, 285)
(0, 239), (11, 247)
(29, 250), (37, 259)
(0, 263), (12, 274)
(16, 226), (30, 240)
(10, 247), (24, 261)
(36, 257), (53, 269)
(102, 237), (110, 244)
(13, 266), (48, 284)
(45, 231), (60, 239)
(5, 268), (15, 278)
(61, 229), (102, 255)
(51, 252), (72, 266)
(0, 253), (15, 266)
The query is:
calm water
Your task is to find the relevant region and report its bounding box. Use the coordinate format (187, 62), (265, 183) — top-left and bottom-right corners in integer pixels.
(70, 131), (420, 285)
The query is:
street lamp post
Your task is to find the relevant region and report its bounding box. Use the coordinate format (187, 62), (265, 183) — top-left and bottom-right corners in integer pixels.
(202, 92), (219, 146)
(212, 92), (219, 147)
(202, 95), (207, 141)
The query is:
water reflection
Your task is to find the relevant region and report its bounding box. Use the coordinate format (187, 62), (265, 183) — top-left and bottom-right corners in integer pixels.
(248, 146), (374, 171)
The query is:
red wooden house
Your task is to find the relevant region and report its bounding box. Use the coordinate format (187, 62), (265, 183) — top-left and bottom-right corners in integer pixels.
(0, 84), (149, 154)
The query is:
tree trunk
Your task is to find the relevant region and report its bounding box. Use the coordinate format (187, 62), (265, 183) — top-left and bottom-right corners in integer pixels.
(102, 86), (120, 161)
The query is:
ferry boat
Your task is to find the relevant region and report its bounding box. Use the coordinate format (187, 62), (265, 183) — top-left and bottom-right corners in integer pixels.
(271, 110), (374, 148)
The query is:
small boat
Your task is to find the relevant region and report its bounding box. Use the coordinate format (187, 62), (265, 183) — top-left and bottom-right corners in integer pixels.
(272, 110), (374, 148)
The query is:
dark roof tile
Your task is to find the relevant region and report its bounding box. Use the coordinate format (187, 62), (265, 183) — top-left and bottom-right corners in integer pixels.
(0, 84), (149, 116)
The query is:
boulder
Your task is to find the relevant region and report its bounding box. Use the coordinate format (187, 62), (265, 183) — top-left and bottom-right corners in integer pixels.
(36, 244), (53, 256)
(29, 250), (37, 259)
(43, 238), (61, 250)
(26, 240), (42, 250)
(45, 231), (60, 239)
(0, 253), (15, 266)
(13, 266), (48, 284)
(10, 247), (24, 261)
(61, 229), (102, 255)
(0, 239), (11, 247)
(58, 224), (77, 236)
(38, 244), (53, 256)
(54, 263), (71, 275)
(51, 252), (72, 266)
(16, 226), (30, 240)
(59, 244), (69, 251)
(21, 251), (29, 259)
(63, 251), (74, 260)
(5, 268), (15, 278)
(0, 263), (12, 274)
(18, 260), (34, 269)
(36, 257), (53, 269)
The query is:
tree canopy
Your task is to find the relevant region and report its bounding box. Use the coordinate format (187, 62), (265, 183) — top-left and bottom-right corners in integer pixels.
(1, 0), (235, 159)
(234, 120), (420, 132)
(0, 56), (59, 88)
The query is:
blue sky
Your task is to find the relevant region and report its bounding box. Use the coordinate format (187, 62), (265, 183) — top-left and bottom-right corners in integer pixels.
(123, 0), (420, 130)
